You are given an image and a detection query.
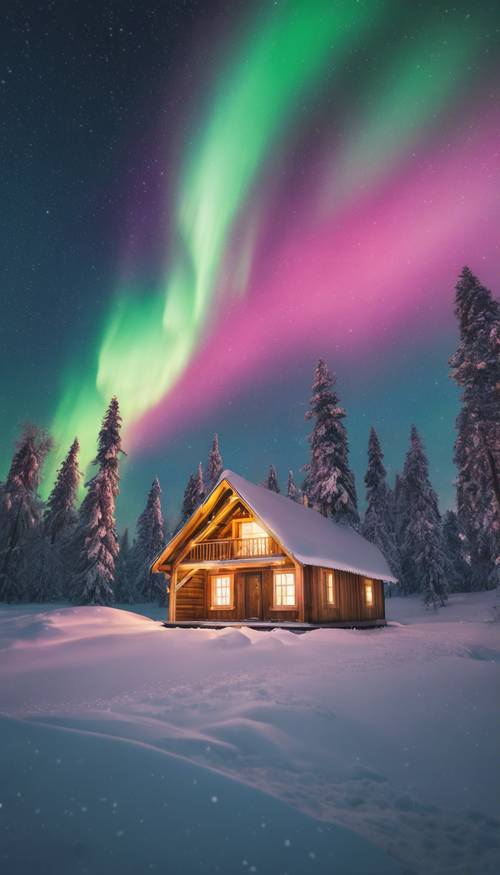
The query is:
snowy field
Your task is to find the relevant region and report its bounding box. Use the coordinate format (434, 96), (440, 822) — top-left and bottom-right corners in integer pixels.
(1, 592), (499, 875)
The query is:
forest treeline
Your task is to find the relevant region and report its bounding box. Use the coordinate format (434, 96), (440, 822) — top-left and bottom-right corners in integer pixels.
(0, 267), (498, 608)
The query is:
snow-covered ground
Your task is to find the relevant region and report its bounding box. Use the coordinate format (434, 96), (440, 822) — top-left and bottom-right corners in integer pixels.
(1, 591), (499, 875)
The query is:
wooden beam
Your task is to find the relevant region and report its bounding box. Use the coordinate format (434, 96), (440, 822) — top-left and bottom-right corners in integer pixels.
(176, 569), (197, 592)
(294, 561), (305, 623)
(169, 567), (178, 622)
(175, 495), (240, 566)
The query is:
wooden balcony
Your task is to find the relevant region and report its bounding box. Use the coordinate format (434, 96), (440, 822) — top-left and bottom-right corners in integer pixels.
(186, 536), (282, 563)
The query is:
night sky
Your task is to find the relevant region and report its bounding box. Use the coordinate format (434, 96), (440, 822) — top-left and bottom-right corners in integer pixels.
(1, 0), (500, 533)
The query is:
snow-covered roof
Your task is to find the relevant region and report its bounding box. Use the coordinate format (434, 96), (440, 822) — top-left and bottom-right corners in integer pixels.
(213, 470), (397, 582)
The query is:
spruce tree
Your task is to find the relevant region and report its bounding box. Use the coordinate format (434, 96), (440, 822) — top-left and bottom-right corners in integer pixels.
(442, 510), (471, 593)
(392, 473), (405, 556)
(132, 478), (166, 603)
(362, 427), (399, 578)
(266, 465), (280, 493)
(70, 397), (124, 606)
(449, 267), (500, 589)
(27, 438), (83, 602)
(303, 359), (359, 526)
(44, 438), (82, 544)
(114, 529), (135, 603)
(399, 427), (448, 607)
(181, 473), (196, 519)
(206, 433), (223, 490)
(181, 464), (205, 520)
(0, 424), (52, 602)
(287, 470), (298, 501)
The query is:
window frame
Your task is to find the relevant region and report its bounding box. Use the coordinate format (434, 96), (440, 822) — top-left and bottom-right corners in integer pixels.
(209, 573), (235, 610)
(271, 569), (297, 610)
(323, 569), (336, 606)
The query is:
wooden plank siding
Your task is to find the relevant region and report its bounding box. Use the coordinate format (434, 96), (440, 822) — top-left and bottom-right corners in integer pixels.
(173, 564), (384, 625)
(306, 567), (385, 624)
(175, 570), (206, 621)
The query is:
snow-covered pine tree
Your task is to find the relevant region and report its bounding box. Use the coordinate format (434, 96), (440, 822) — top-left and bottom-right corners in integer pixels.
(132, 478), (166, 603)
(181, 473), (197, 519)
(392, 472), (405, 554)
(303, 359), (359, 527)
(287, 470), (298, 501)
(206, 433), (223, 490)
(44, 438), (81, 544)
(70, 397), (124, 606)
(442, 509), (471, 593)
(398, 426), (448, 607)
(181, 464), (206, 521)
(27, 438), (83, 602)
(362, 427), (399, 579)
(266, 465), (280, 493)
(449, 267), (500, 589)
(0, 424), (52, 602)
(114, 529), (135, 603)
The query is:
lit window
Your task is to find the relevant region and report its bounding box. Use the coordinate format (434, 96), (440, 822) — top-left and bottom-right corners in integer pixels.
(212, 575), (232, 607)
(365, 581), (374, 607)
(239, 520), (268, 539)
(236, 520), (269, 557)
(325, 571), (335, 605)
(274, 571), (296, 607)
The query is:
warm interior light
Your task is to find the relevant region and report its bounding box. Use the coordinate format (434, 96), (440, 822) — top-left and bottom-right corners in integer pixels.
(365, 581), (374, 607)
(326, 571), (335, 605)
(273, 571), (295, 607)
(213, 575), (232, 606)
(239, 520), (268, 539)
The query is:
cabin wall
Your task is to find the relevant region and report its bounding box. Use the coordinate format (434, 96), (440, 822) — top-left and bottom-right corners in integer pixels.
(173, 565), (299, 622)
(175, 570), (206, 621)
(173, 564), (384, 624)
(305, 566), (385, 623)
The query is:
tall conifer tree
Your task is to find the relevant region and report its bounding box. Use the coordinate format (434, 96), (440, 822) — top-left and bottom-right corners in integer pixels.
(206, 434), (223, 490)
(303, 359), (359, 526)
(287, 470), (298, 501)
(449, 267), (500, 588)
(132, 478), (165, 602)
(181, 464), (205, 520)
(27, 438), (82, 602)
(0, 425), (52, 602)
(362, 427), (399, 578)
(442, 510), (471, 593)
(265, 465), (280, 493)
(399, 427), (448, 607)
(44, 438), (82, 544)
(70, 397), (124, 605)
(114, 529), (135, 603)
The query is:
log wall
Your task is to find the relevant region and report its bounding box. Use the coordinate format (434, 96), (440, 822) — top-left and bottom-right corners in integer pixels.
(173, 565), (384, 624)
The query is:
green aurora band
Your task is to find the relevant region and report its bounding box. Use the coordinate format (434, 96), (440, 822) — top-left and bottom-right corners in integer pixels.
(44, 1), (482, 494)
(46, 0), (381, 489)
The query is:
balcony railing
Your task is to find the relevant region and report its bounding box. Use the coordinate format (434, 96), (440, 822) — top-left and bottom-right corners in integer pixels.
(186, 536), (281, 563)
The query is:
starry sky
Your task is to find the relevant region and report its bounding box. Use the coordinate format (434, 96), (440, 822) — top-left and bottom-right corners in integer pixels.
(1, 0), (500, 533)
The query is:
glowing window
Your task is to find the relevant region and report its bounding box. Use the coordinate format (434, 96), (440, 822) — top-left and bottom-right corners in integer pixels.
(212, 575), (232, 607)
(365, 581), (374, 607)
(274, 571), (296, 607)
(239, 520), (268, 539)
(325, 571), (335, 605)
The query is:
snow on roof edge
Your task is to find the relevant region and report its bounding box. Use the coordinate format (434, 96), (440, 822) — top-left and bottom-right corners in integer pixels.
(216, 470), (397, 583)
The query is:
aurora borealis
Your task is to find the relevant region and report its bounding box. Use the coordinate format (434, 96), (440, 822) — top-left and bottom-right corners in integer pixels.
(1, 0), (500, 529)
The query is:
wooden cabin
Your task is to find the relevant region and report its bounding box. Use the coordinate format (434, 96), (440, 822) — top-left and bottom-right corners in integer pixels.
(151, 471), (396, 628)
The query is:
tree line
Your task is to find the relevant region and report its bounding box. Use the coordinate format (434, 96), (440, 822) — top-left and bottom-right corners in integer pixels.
(0, 267), (498, 608)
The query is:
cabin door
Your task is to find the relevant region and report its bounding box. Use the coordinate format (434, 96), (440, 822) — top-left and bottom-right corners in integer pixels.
(245, 572), (263, 620)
